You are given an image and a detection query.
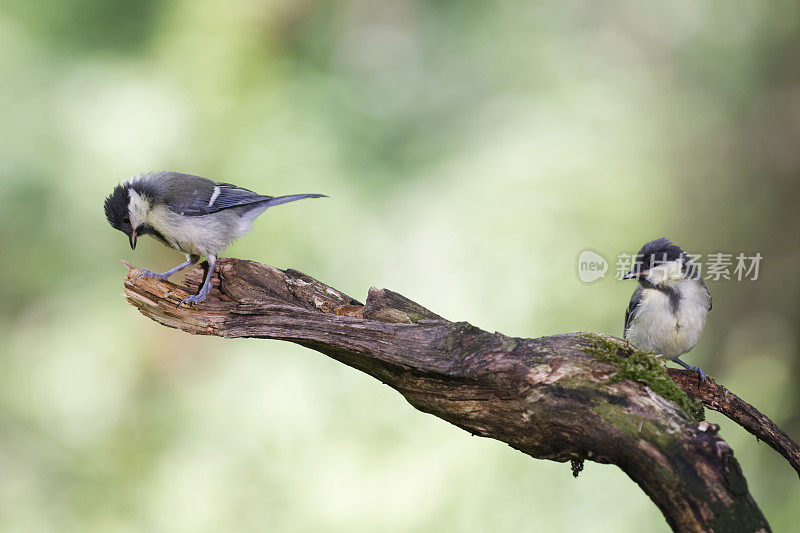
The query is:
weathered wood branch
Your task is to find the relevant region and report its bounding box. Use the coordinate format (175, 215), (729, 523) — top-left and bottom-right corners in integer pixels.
(667, 369), (800, 477)
(121, 258), (774, 533)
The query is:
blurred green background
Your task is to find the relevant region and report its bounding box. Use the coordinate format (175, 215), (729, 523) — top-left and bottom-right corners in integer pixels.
(1, 0), (798, 531)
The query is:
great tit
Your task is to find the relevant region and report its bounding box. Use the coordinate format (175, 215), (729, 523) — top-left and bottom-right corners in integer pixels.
(104, 171), (326, 305)
(622, 238), (712, 382)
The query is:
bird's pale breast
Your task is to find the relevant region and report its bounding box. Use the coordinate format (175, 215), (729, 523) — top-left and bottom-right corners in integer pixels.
(627, 281), (708, 359)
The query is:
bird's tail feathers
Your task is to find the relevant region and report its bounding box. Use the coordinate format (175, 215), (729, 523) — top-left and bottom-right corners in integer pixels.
(260, 193), (327, 208)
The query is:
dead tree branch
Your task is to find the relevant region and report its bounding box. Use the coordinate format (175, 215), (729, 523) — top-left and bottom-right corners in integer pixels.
(121, 258), (777, 533)
(667, 369), (800, 477)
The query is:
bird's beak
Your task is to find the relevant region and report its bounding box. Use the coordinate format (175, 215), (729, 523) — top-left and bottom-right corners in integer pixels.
(623, 270), (646, 280)
(129, 229), (137, 250)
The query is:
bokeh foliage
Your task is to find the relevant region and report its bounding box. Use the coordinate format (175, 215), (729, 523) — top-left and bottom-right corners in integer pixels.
(1, 0), (798, 531)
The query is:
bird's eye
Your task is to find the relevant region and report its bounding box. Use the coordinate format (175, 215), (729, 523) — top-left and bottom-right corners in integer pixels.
(123, 216), (130, 224)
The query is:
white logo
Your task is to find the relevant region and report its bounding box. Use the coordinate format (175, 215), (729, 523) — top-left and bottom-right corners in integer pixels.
(578, 250), (608, 283)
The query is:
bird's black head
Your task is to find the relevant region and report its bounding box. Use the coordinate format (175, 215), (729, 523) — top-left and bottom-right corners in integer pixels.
(104, 183), (136, 248)
(624, 238), (697, 283)
(635, 238), (687, 268)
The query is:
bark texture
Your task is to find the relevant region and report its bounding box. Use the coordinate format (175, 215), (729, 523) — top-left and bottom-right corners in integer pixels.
(667, 369), (800, 477)
(121, 258), (777, 533)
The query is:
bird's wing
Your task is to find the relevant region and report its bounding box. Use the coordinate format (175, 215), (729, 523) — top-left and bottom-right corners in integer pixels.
(624, 285), (644, 339)
(700, 279), (712, 312)
(154, 172), (271, 216)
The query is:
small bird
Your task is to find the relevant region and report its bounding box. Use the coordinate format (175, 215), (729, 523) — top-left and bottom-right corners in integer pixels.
(622, 238), (712, 382)
(104, 171), (325, 305)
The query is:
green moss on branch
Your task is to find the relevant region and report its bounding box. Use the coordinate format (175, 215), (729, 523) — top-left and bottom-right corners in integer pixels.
(580, 333), (704, 423)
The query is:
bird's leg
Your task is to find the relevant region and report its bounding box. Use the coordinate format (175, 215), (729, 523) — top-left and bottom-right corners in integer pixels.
(181, 254), (217, 306)
(674, 357), (707, 384)
(139, 255), (200, 281)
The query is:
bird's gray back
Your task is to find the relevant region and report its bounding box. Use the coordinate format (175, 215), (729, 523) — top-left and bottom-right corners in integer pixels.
(141, 171), (269, 216)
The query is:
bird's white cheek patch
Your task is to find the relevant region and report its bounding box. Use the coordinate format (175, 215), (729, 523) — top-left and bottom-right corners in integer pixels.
(128, 189), (150, 228)
(646, 261), (684, 285)
(646, 268), (668, 285)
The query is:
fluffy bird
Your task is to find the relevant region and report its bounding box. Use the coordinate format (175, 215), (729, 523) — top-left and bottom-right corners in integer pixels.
(622, 238), (712, 381)
(104, 171), (325, 305)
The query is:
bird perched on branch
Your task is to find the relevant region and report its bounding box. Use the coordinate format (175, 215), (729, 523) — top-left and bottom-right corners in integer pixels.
(104, 171), (326, 305)
(622, 238), (712, 382)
